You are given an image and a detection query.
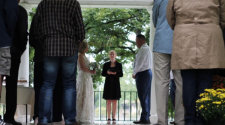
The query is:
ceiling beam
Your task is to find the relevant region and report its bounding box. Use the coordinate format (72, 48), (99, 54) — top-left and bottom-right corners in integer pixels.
(21, 0), (153, 8)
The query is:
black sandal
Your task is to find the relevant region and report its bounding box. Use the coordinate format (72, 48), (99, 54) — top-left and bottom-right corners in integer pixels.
(107, 119), (111, 124)
(113, 119), (116, 124)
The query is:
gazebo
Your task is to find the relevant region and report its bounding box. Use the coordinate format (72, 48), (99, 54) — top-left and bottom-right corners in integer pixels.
(17, 0), (158, 123)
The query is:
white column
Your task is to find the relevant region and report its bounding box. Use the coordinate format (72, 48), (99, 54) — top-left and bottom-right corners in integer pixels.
(18, 43), (29, 87)
(146, 6), (158, 124)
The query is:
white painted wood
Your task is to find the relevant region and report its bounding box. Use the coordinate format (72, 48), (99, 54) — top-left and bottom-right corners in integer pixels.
(20, 0), (153, 8)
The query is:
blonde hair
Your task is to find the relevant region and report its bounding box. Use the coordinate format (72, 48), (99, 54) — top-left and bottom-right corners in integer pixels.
(108, 50), (117, 56)
(79, 41), (88, 53)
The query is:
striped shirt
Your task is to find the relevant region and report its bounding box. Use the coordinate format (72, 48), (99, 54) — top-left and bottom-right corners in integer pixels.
(34, 0), (85, 56)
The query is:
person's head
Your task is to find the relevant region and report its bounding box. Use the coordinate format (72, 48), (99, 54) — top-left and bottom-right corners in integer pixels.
(79, 41), (88, 54)
(136, 34), (146, 48)
(109, 50), (117, 62)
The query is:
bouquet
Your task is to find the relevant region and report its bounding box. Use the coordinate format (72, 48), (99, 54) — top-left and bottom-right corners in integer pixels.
(196, 89), (225, 122)
(89, 62), (100, 70)
(213, 75), (225, 89)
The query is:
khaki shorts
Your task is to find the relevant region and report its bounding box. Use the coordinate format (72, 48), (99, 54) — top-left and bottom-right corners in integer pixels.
(0, 48), (11, 76)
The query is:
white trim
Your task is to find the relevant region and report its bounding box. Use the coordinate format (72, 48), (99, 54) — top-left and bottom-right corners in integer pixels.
(20, 0), (153, 8)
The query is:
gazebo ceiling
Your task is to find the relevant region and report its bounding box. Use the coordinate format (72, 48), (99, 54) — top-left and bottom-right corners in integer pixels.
(20, 0), (153, 12)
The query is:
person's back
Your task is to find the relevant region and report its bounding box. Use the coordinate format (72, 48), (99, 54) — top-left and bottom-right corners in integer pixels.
(152, 0), (173, 54)
(4, 4), (28, 125)
(35, 0), (85, 125)
(11, 5), (28, 55)
(167, 0), (225, 124)
(170, 0), (224, 28)
(0, 0), (18, 47)
(167, 0), (225, 70)
(35, 0), (85, 56)
(0, 0), (18, 109)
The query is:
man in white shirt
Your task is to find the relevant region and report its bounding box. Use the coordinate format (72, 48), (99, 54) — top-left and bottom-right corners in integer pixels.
(133, 34), (152, 124)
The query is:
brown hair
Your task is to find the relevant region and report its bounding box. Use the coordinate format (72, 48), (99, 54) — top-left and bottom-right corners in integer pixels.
(79, 41), (88, 53)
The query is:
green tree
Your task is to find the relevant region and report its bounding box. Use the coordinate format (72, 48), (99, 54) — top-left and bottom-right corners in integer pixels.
(83, 8), (150, 88)
(28, 8), (150, 88)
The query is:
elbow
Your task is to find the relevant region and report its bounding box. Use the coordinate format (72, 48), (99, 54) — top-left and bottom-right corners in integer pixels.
(80, 66), (87, 71)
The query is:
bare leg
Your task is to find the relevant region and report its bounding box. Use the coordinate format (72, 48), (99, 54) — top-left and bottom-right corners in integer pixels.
(107, 100), (112, 119)
(112, 100), (117, 119)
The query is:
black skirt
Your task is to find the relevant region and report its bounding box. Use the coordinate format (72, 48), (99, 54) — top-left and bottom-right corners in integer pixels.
(103, 75), (121, 100)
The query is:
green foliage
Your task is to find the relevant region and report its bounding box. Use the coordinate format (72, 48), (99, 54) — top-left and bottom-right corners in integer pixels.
(27, 7), (176, 120)
(196, 89), (225, 121)
(83, 8), (150, 87)
(28, 7), (151, 87)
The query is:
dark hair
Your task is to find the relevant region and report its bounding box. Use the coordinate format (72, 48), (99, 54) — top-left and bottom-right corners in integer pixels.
(136, 34), (146, 41)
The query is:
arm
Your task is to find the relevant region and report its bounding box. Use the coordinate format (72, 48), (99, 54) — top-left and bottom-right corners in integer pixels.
(29, 15), (36, 48)
(4, 0), (19, 38)
(78, 54), (95, 74)
(166, 0), (175, 30)
(132, 49), (147, 76)
(102, 63), (109, 77)
(34, 1), (43, 40)
(74, 1), (85, 44)
(18, 7), (28, 54)
(220, 0), (225, 30)
(116, 63), (123, 77)
(152, 0), (162, 28)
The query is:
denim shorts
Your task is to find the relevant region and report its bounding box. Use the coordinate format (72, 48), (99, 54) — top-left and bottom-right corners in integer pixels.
(0, 47), (11, 76)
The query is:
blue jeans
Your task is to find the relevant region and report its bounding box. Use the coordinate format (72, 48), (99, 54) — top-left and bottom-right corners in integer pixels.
(135, 69), (152, 122)
(181, 69), (213, 125)
(38, 53), (78, 124)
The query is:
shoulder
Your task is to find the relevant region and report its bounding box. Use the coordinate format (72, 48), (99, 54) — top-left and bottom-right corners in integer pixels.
(116, 61), (122, 66)
(104, 61), (110, 65)
(73, 0), (80, 8)
(140, 44), (150, 51)
(18, 6), (28, 17)
(103, 61), (110, 66)
(78, 53), (84, 58)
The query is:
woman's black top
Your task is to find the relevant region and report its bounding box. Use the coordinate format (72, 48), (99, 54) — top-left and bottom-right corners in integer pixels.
(102, 61), (123, 100)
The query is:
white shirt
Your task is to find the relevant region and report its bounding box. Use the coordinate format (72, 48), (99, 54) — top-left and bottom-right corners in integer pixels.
(133, 43), (152, 76)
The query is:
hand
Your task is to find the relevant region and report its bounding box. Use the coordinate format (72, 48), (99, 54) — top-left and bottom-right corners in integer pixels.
(111, 72), (117, 75)
(132, 74), (135, 79)
(91, 70), (96, 75)
(107, 71), (113, 75)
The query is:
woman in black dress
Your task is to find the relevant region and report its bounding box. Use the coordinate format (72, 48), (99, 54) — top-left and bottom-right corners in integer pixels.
(102, 50), (123, 124)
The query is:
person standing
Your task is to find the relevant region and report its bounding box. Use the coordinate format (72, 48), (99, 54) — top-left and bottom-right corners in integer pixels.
(152, 0), (184, 125)
(76, 41), (96, 124)
(3, 0), (27, 124)
(167, 0), (225, 125)
(102, 50), (123, 124)
(133, 34), (152, 124)
(30, 14), (63, 125)
(0, 0), (18, 104)
(34, 0), (85, 125)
